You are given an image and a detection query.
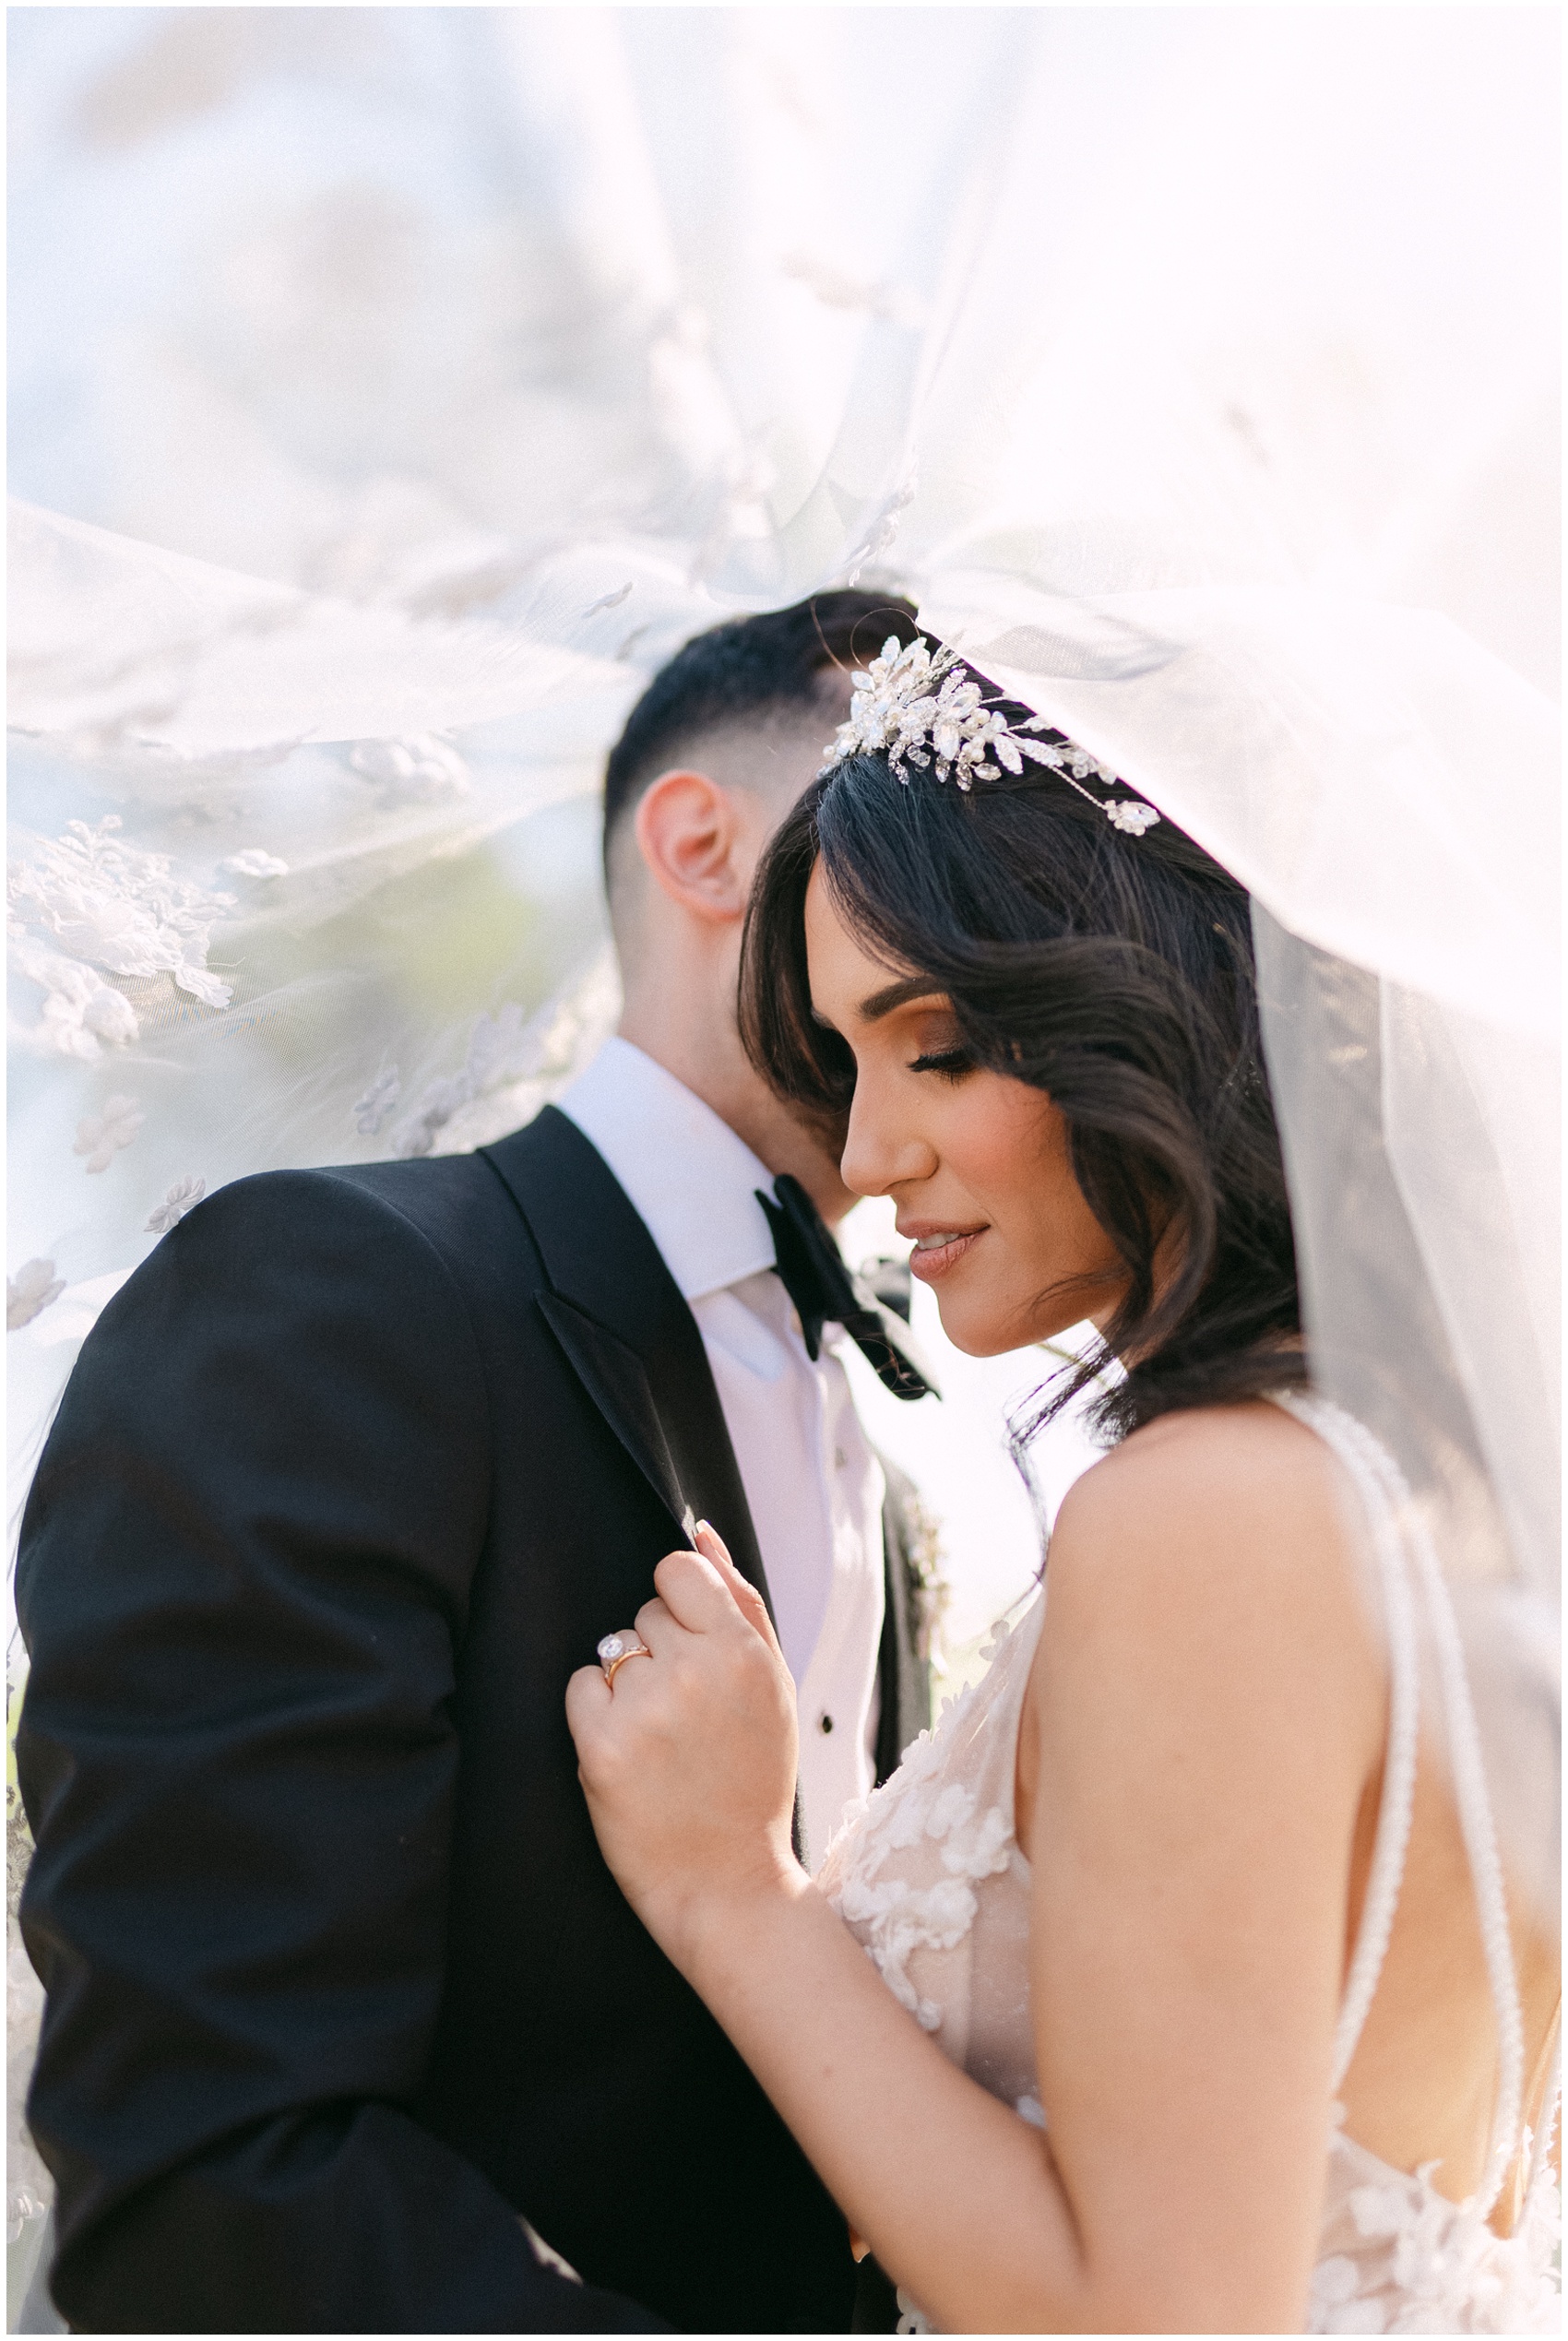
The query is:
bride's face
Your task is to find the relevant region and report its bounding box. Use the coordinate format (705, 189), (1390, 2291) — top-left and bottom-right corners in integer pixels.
(804, 865), (1128, 1357)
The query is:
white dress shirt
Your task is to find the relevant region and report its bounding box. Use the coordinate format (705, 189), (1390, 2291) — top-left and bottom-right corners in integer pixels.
(557, 1038), (885, 1865)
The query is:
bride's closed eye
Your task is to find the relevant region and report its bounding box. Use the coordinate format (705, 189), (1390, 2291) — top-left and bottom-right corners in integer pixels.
(909, 1046), (974, 1083)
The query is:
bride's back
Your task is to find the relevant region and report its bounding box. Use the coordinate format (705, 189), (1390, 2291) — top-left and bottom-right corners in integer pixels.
(1015, 1398), (1560, 2227)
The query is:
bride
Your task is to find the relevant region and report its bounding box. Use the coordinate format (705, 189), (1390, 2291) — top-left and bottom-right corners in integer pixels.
(566, 639), (1562, 2335)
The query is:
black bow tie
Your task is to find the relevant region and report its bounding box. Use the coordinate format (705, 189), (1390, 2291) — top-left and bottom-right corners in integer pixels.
(755, 1174), (939, 1403)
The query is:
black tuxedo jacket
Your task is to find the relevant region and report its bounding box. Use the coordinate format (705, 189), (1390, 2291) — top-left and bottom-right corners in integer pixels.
(16, 1107), (930, 2335)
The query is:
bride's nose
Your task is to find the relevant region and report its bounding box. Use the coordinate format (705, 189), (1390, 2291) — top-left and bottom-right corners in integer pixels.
(838, 1081), (938, 1199)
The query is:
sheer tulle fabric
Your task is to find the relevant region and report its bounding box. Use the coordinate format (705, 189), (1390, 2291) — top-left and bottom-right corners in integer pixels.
(6, 4), (1558, 2283)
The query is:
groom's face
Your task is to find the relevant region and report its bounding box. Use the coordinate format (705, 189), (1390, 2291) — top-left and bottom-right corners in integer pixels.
(610, 674), (851, 989)
(713, 681), (852, 897)
(611, 675), (860, 1218)
(611, 673), (850, 921)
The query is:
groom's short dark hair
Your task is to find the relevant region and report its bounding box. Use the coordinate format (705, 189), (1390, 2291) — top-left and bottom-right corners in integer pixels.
(602, 588), (918, 874)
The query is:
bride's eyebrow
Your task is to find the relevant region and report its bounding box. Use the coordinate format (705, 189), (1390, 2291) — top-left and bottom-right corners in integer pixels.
(809, 979), (950, 1031)
(859, 976), (950, 1023)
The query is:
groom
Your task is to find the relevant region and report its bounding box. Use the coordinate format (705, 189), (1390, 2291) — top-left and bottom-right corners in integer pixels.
(15, 590), (931, 2334)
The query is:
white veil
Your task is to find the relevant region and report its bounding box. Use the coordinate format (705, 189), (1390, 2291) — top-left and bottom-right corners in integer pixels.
(922, 576), (1560, 1923)
(7, 16), (1559, 2256)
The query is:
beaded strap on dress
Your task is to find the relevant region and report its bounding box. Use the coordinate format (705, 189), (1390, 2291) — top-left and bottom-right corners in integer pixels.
(1270, 1391), (1535, 2216)
(1275, 1398), (1562, 2335)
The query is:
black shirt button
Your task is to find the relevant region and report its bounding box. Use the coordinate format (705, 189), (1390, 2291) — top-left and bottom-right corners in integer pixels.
(818, 1713), (834, 1734)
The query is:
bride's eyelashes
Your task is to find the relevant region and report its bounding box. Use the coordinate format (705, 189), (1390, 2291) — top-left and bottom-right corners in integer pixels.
(909, 1047), (974, 1083)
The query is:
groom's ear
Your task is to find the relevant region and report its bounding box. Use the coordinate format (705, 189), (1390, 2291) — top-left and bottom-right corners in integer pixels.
(634, 767), (754, 925)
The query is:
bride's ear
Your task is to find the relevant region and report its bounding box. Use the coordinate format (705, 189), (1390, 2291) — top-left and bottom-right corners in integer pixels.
(634, 768), (750, 923)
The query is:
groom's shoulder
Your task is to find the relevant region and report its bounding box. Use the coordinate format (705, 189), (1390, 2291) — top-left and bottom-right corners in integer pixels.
(97, 1130), (561, 1357)
(174, 1147), (532, 1273)
(180, 1102), (593, 1256)
(83, 1108), (625, 1377)
(300, 1102), (616, 1270)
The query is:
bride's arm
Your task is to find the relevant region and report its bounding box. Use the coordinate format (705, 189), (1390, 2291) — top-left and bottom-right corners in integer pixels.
(568, 1408), (1382, 2333)
(1019, 1406), (1384, 2331)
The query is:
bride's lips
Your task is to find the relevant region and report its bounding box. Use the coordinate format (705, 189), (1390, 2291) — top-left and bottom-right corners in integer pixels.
(905, 1226), (986, 1282)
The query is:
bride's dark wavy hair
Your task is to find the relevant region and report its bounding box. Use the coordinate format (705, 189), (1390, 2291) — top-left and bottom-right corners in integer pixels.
(740, 693), (1304, 1442)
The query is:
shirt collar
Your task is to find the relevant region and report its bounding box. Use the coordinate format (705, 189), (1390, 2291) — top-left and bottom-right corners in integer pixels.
(554, 1037), (779, 1303)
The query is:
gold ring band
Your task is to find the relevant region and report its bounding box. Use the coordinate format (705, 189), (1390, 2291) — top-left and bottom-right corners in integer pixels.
(597, 1630), (651, 1687)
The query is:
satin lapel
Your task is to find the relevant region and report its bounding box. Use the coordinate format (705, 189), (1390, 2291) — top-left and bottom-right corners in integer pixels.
(481, 1107), (774, 1618)
(534, 1290), (690, 1544)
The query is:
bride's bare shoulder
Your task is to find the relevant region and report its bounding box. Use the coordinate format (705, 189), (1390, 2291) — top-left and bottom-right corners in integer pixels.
(1081, 1393), (1336, 1502)
(1047, 1398), (1370, 1658)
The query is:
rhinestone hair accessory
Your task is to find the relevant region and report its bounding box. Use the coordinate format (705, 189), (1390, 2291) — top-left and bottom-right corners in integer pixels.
(820, 635), (1161, 834)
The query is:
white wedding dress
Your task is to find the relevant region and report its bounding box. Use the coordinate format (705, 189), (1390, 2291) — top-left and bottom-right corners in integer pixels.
(818, 1396), (1562, 2335)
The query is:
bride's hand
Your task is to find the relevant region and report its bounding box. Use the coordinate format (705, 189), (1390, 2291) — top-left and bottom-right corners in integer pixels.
(565, 1523), (803, 1966)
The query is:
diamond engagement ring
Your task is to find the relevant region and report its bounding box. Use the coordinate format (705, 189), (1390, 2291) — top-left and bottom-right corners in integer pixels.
(597, 1631), (652, 1689)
